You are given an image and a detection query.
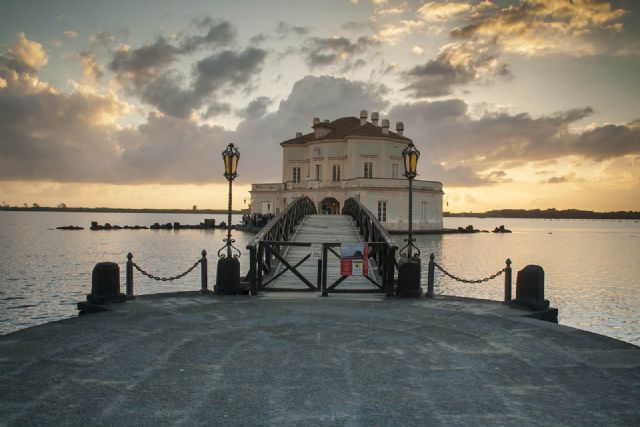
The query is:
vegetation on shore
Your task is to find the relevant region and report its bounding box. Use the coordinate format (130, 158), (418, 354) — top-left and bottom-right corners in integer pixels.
(444, 209), (640, 220)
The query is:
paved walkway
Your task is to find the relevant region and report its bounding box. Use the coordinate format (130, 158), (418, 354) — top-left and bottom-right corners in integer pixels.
(1, 293), (638, 426)
(266, 215), (380, 292)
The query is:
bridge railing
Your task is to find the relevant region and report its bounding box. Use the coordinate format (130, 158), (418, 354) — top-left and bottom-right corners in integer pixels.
(342, 197), (398, 296)
(246, 197), (317, 293)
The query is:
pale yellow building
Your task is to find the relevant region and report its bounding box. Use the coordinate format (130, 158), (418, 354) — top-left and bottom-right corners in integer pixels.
(250, 110), (443, 232)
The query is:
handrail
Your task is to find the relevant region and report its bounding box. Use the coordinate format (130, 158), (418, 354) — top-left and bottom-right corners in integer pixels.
(247, 196), (317, 248)
(342, 197), (397, 247)
(246, 197), (317, 294)
(342, 197), (397, 296)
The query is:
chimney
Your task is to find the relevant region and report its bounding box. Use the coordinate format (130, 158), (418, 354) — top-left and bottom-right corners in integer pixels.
(381, 119), (390, 134)
(360, 110), (368, 126)
(371, 112), (379, 126)
(296, 132), (302, 138)
(313, 117), (320, 126)
(395, 122), (404, 136)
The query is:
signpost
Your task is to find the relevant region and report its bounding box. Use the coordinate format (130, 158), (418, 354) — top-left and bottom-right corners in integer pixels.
(340, 243), (368, 276)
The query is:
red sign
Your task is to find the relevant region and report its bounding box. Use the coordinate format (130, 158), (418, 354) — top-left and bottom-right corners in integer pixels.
(339, 243), (368, 276)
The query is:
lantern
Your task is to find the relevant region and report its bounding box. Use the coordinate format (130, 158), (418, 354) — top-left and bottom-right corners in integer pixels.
(402, 141), (420, 179)
(222, 143), (240, 180)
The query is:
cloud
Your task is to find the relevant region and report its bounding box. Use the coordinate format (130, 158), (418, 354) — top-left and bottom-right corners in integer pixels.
(76, 51), (103, 83)
(3, 32), (48, 74)
(450, 0), (627, 56)
(388, 99), (640, 186)
(89, 31), (116, 47)
(416, 1), (471, 23)
(108, 23), (266, 118)
(63, 31), (78, 40)
(238, 96), (272, 119)
(544, 175), (571, 184)
(302, 35), (380, 70)
(402, 41), (510, 98)
(179, 19), (236, 53)
(276, 22), (310, 38)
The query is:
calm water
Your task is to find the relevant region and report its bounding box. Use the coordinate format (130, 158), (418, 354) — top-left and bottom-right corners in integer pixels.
(1, 212), (639, 345)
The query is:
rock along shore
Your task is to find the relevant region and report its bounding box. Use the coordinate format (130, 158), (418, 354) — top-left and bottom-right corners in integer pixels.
(1, 293), (638, 426)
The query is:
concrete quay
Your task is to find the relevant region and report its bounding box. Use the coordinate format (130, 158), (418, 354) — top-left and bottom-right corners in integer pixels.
(1, 293), (639, 426)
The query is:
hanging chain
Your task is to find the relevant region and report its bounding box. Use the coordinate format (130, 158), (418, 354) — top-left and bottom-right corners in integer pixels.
(434, 262), (505, 284)
(133, 259), (201, 282)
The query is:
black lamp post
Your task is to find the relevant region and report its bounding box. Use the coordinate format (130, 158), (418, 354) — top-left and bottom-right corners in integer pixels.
(215, 143), (242, 294)
(400, 141), (421, 259)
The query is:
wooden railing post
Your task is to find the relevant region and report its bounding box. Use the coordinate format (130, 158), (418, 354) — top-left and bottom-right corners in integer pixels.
(385, 247), (396, 297)
(126, 252), (134, 298)
(249, 245), (257, 295)
(426, 253), (435, 298)
(504, 258), (512, 303)
(321, 243), (328, 297)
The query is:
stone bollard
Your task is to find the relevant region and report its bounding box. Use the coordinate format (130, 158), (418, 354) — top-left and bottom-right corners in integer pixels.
(513, 265), (549, 311)
(396, 257), (422, 297)
(215, 257), (242, 295)
(86, 262), (127, 304)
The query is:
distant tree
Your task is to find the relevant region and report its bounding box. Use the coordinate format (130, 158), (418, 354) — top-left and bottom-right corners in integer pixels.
(32, 203), (40, 208)
(23, 203), (28, 208)
(57, 203), (67, 209)
(193, 204), (197, 211)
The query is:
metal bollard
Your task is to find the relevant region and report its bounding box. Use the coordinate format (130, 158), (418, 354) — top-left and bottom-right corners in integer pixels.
(201, 250), (208, 294)
(126, 252), (134, 299)
(426, 253), (435, 297)
(504, 258), (512, 303)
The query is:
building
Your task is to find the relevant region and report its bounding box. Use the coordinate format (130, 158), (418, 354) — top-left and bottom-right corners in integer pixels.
(250, 110), (443, 232)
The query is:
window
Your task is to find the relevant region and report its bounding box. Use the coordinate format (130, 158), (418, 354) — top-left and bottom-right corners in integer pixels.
(377, 201), (387, 222)
(315, 164), (322, 180)
(421, 201), (428, 222)
(332, 164), (341, 182)
(292, 167), (301, 183)
(364, 162), (373, 178)
(392, 163), (399, 179)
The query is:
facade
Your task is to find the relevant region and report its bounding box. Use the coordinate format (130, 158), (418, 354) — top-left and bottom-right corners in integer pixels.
(250, 110), (443, 231)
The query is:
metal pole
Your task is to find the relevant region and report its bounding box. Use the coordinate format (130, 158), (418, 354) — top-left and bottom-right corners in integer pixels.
(408, 177), (413, 258)
(126, 252), (134, 298)
(249, 246), (257, 295)
(321, 244), (328, 297)
(504, 258), (512, 303)
(227, 177), (233, 259)
(427, 253), (435, 297)
(201, 250), (208, 293)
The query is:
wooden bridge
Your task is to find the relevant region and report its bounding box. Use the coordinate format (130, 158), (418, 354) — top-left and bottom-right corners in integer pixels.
(246, 197), (398, 296)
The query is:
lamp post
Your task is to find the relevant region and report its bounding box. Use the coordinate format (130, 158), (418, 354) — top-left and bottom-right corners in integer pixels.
(215, 143), (242, 294)
(400, 141), (421, 259)
(397, 141), (422, 297)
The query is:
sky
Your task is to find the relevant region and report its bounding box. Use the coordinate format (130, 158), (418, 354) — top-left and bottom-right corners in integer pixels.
(0, 0), (638, 212)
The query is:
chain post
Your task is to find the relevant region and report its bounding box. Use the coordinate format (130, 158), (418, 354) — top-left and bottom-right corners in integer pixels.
(427, 253), (435, 297)
(201, 250), (208, 294)
(504, 258), (512, 303)
(126, 252), (134, 298)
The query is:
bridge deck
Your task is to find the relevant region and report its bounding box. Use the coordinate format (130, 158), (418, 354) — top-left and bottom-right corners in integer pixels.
(265, 214), (381, 292)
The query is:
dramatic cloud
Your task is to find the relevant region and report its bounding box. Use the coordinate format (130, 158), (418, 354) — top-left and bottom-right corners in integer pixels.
(450, 0), (627, 56)
(388, 99), (640, 186)
(108, 22), (266, 118)
(276, 22), (310, 38)
(89, 31), (116, 47)
(302, 35), (379, 70)
(403, 41), (510, 98)
(238, 96), (272, 119)
(416, 1), (471, 23)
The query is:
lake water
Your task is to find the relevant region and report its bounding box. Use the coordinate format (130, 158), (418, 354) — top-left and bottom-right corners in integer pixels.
(1, 211), (639, 345)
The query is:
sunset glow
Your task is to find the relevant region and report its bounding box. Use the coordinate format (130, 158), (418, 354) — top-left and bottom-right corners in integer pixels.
(1, 0), (638, 212)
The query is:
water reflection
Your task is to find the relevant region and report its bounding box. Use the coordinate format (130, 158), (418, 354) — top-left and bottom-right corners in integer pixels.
(1, 212), (639, 346)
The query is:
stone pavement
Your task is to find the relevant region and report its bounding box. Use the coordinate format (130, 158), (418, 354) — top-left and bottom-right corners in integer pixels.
(1, 293), (639, 426)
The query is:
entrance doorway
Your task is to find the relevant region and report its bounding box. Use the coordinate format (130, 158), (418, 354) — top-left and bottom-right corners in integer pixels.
(319, 197), (340, 215)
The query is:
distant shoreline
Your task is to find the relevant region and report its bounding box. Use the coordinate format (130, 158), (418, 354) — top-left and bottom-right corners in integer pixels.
(0, 207), (247, 215)
(1, 206), (638, 220)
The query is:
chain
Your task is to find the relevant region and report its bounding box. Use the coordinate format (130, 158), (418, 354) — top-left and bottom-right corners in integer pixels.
(133, 259), (201, 282)
(434, 263), (505, 284)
